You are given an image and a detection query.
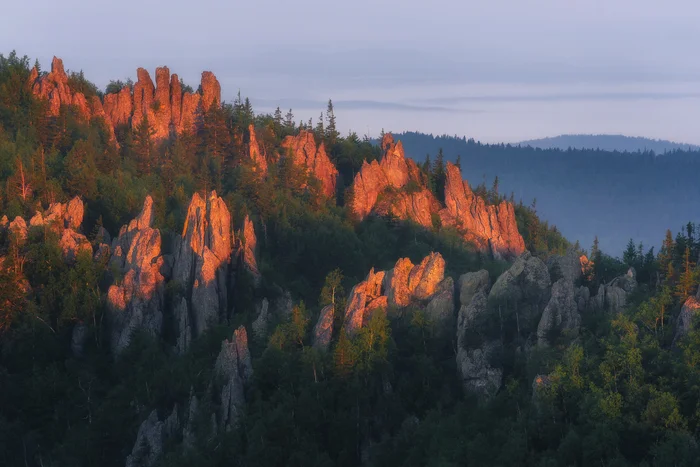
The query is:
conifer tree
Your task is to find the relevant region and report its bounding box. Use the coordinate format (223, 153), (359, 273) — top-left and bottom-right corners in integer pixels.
(325, 99), (338, 146)
(676, 246), (698, 300)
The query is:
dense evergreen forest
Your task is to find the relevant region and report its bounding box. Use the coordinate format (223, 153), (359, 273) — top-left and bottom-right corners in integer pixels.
(391, 131), (700, 255)
(1, 51), (700, 467)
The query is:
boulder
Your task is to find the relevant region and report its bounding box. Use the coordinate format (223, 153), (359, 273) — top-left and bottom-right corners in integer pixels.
(125, 407), (179, 467)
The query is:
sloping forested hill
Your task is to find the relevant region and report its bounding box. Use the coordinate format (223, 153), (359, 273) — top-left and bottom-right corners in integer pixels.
(391, 131), (700, 255)
(520, 134), (700, 153)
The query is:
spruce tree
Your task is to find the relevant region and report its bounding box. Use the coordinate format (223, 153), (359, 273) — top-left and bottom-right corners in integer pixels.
(325, 99), (338, 146)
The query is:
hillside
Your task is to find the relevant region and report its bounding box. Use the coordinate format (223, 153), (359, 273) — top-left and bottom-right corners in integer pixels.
(520, 134), (700, 153)
(390, 131), (700, 255)
(2, 53), (700, 467)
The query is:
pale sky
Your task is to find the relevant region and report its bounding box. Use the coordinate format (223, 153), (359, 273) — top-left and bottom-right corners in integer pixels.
(5, 0), (700, 143)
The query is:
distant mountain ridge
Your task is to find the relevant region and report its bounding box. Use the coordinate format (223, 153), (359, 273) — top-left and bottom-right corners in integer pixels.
(519, 134), (700, 153)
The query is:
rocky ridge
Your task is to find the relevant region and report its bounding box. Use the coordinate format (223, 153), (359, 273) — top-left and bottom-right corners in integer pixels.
(350, 134), (525, 259)
(29, 57), (221, 143)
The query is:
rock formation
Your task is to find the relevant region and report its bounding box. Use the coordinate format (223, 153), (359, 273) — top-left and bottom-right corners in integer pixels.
(350, 134), (524, 259)
(29, 57), (222, 144)
(673, 288), (700, 345)
(215, 326), (252, 431)
(172, 191), (235, 351)
(237, 214), (260, 280)
(351, 134), (438, 226)
(586, 267), (637, 314)
(247, 125), (268, 175)
(456, 270), (502, 397)
(125, 407), (179, 467)
(313, 304), (335, 351)
(107, 196), (166, 355)
(536, 278), (580, 346)
(281, 131), (339, 198)
(342, 252), (454, 335)
(440, 162), (525, 259)
(344, 268), (386, 335)
(546, 248), (583, 284)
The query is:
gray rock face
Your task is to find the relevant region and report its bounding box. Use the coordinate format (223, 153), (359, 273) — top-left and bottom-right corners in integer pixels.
(488, 251), (551, 331)
(457, 290), (489, 348)
(252, 298), (270, 340)
(587, 268), (637, 315)
(215, 326), (252, 431)
(456, 342), (502, 398)
(125, 406), (179, 467)
(107, 196), (165, 355)
(458, 270), (490, 311)
(537, 278), (580, 346)
(546, 248), (582, 284)
(425, 277), (455, 332)
(313, 304), (335, 352)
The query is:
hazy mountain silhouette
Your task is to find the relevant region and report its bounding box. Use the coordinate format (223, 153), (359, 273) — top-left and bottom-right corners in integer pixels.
(520, 134), (700, 153)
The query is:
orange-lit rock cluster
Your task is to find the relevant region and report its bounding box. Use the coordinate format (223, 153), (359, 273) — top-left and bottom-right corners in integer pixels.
(350, 134), (525, 259)
(29, 56), (221, 142)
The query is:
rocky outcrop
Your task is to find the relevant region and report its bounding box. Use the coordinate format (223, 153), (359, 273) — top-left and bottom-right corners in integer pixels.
(247, 125), (268, 175)
(351, 134), (437, 227)
(30, 57), (116, 142)
(8, 216), (27, 244)
(125, 407), (179, 467)
(281, 131), (338, 198)
(252, 298), (270, 339)
(547, 248), (583, 284)
(537, 278), (580, 346)
(344, 268), (386, 335)
(172, 192), (234, 349)
(350, 134), (524, 259)
(586, 267), (637, 314)
(456, 268), (502, 397)
(673, 290), (700, 345)
(456, 342), (503, 398)
(215, 326), (252, 431)
(237, 214), (260, 280)
(440, 163), (525, 259)
(425, 277), (455, 331)
(59, 228), (92, 262)
(313, 304), (335, 351)
(29, 57), (222, 143)
(107, 196), (166, 355)
(384, 253), (446, 307)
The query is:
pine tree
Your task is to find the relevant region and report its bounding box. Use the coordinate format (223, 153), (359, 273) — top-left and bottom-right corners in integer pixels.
(676, 246), (698, 300)
(325, 99), (338, 146)
(432, 148), (446, 203)
(659, 230), (675, 280)
(334, 329), (355, 377)
(490, 175), (500, 204)
(133, 114), (156, 174)
(284, 109), (294, 131)
(623, 238), (637, 266)
(455, 154), (462, 170)
(315, 112), (324, 137)
(273, 106), (283, 133)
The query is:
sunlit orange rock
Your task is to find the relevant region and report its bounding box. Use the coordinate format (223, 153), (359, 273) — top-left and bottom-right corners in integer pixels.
(281, 131), (338, 198)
